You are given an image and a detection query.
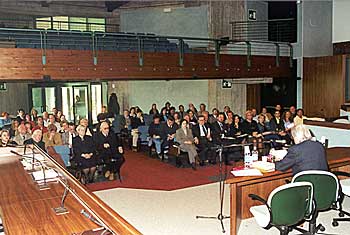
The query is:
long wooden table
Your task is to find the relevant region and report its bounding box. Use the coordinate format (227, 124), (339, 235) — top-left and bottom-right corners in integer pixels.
(0, 147), (141, 235)
(225, 147), (350, 235)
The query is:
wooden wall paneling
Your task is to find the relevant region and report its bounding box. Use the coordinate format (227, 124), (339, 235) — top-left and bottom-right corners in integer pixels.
(0, 48), (292, 81)
(303, 55), (345, 117)
(246, 84), (261, 112)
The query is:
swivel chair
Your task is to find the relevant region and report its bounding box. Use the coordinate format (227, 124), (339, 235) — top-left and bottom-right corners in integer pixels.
(249, 182), (314, 235)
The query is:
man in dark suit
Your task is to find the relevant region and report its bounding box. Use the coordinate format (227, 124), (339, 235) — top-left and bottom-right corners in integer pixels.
(94, 121), (125, 181)
(160, 116), (178, 158)
(192, 115), (215, 165)
(210, 112), (226, 145)
(275, 125), (328, 175)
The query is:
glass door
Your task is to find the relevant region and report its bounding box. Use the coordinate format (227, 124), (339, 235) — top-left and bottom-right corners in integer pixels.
(30, 86), (56, 115)
(73, 85), (89, 124)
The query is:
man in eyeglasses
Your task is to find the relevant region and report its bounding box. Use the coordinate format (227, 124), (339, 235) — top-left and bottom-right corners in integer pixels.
(94, 121), (125, 181)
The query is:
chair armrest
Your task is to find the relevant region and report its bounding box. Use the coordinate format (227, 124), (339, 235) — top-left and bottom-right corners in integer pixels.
(333, 171), (350, 178)
(248, 194), (268, 205)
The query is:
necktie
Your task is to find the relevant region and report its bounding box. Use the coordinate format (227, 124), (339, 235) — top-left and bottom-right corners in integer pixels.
(202, 125), (207, 136)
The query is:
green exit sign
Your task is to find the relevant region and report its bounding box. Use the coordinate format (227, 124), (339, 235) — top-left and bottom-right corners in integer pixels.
(0, 83), (7, 91)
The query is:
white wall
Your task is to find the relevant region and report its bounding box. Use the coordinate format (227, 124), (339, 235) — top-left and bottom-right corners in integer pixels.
(306, 124), (350, 147)
(128, 80), (209, 112)
(333, 0), (350, 43)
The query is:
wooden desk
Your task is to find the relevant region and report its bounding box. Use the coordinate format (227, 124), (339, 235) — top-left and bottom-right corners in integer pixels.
(0, 147), (141, 235)
(225, 147), (350, 235)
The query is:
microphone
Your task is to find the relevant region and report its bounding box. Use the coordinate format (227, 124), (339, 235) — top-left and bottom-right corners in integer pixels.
(80, 209), (103, 227)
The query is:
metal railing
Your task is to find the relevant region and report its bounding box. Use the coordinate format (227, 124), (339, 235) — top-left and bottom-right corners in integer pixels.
(231, 18), (297, 43)
(0, 27), (293, 68)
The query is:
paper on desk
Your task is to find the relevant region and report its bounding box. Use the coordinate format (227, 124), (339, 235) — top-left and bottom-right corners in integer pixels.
(32, 169), (59, 183)
(252, 161), (275, 173)
(269, 148), (288, 161)
(231, 168), (263, 177)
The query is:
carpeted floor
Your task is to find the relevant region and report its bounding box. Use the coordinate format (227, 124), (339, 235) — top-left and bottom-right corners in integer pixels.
(87, 150), (235, 191)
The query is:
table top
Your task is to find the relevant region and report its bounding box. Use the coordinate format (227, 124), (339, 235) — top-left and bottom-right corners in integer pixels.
(225, 147), (350, 185)
(0, 147), (141, 235)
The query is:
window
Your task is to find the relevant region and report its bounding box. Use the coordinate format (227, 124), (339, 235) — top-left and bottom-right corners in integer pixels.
(36, 17), (51, 29)
(36, 16), (105, 32)
(69, 17), (86, 31)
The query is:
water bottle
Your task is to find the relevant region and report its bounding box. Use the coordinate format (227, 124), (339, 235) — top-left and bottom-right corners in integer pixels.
(251, 146), (259, 162)
(244, 146), (251, 168)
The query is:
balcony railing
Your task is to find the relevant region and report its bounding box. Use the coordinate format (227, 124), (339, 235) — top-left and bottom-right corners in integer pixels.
(230, 18), (297, 43)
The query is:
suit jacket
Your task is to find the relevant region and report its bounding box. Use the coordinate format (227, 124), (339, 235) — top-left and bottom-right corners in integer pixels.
(275, 140), (328, 175)
(210, 121), (225, 144)
(175, 128), (194, 145)
(94, 131), (122, 159)
(269, 117), (285, 132)
(72, 135), (95, 158)
(241, 120), (259, 135)
(160, 122), (178, 141)
(192, 123), (211, 139)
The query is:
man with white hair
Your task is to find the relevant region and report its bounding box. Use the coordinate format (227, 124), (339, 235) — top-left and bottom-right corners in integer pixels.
(275, 125), (328, 175)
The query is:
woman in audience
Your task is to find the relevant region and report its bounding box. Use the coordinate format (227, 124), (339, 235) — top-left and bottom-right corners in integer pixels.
(226, 115), (242, 137)
(160, 107), (168, 122)
(130, 110), (145, 151)
(25, 113), (35, 127)
(94, 121), (125, 181)
(24, 122), (33, 135)
(0, 112), (12, 128)
(175, 119), (198, 170)
(30, 108), (38, 121)
(79, 118), (93, 136)
(32, 116), (48, 134)
(1, 129), (17, 147)
(56, 110), (63, 122)
(72, 125), (97, 184)
(43, 124), (63, 147)
(188, 110), (197, 125)
(173, 112), (181, 126)
(9, 119), (20, 138)
(294, 108), (307, 126)
(149, 103), (159, 116)
(261, 107), (272, 123)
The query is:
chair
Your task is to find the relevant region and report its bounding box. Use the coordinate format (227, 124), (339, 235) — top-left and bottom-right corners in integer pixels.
(332, 171), (350, 226)
(137, 125), (149, 152)
(249, 182), (314, 235)
(292, 170), (341, 234)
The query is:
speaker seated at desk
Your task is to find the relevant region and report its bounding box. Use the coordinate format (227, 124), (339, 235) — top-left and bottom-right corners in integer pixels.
(275, 125), (328, 176)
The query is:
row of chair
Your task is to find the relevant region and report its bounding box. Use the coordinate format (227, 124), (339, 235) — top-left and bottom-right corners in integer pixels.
(249, 170), (350, 235)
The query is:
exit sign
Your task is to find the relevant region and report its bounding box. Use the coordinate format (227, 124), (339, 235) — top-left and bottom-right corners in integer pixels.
(248, 9), (257, 21)
(0, 83), (7, 91)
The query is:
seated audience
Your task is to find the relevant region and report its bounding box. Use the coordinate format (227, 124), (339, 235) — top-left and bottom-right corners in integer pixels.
(30, 108), (38, 121)
(241, 111), (259, 136)
(192, 115), (215, 165)
(226, 114), (243, 137)
(79, 118), (93, 136)
(178, 105), (186, 119)
(208, 108), (219, 124)
(94, 121), (125, 181)
(1, 129), (17, 147)
(282, 111), (294, 131)
(42, 124), (63, 147)
(173, 112), (181, 126)
(16, 108), (25, 124)
(251, 108), (259, 122)
(148, 115), (163, 158)
(24, 114), (35, 128)
(169, 106), (176, 118)
(130, 110), (145, 151)
(48, 114), (61, 132)
(149, 103), (159, 116)
(197, 103), (207, 116)
(289, 105), (296, 118)
(187, 103), (198, 116)
(72, 125), (97, 184)
(42, 111), (49, 127)
(32, 116), (48, 134)
(160, 116), (178, 157)
(9, 119), (19, 138)
(0, 112), (12, 129)
(294, 108), (306, 126)
(188, 110), (197, 125)
(176, 119), (198, 170)
(261, 107), (272, 123)
(269, 110), (285, 133)
(275, 125), (328, 175)
(211, 112), (226, 145)
(225, 111), (234, 125)
(24, 122), (33, 135)
(223, 106), (231, 119)
(160, 107), (168, 122)
(13, 124), (31, 145)
(24, 129), (45, 150)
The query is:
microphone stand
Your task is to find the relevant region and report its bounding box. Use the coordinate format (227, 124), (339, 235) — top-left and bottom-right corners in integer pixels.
(196, 144), (230, 233)
(11, 149), (49, 190)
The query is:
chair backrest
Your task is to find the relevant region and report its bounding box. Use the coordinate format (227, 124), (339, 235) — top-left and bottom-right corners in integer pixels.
(292, 170), (339, 211)
(267, 182), (314, 226)
(138, 125), (149, 142)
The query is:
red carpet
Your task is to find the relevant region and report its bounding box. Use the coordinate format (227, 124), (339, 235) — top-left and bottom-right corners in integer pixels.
(87, 150), (234, 192)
